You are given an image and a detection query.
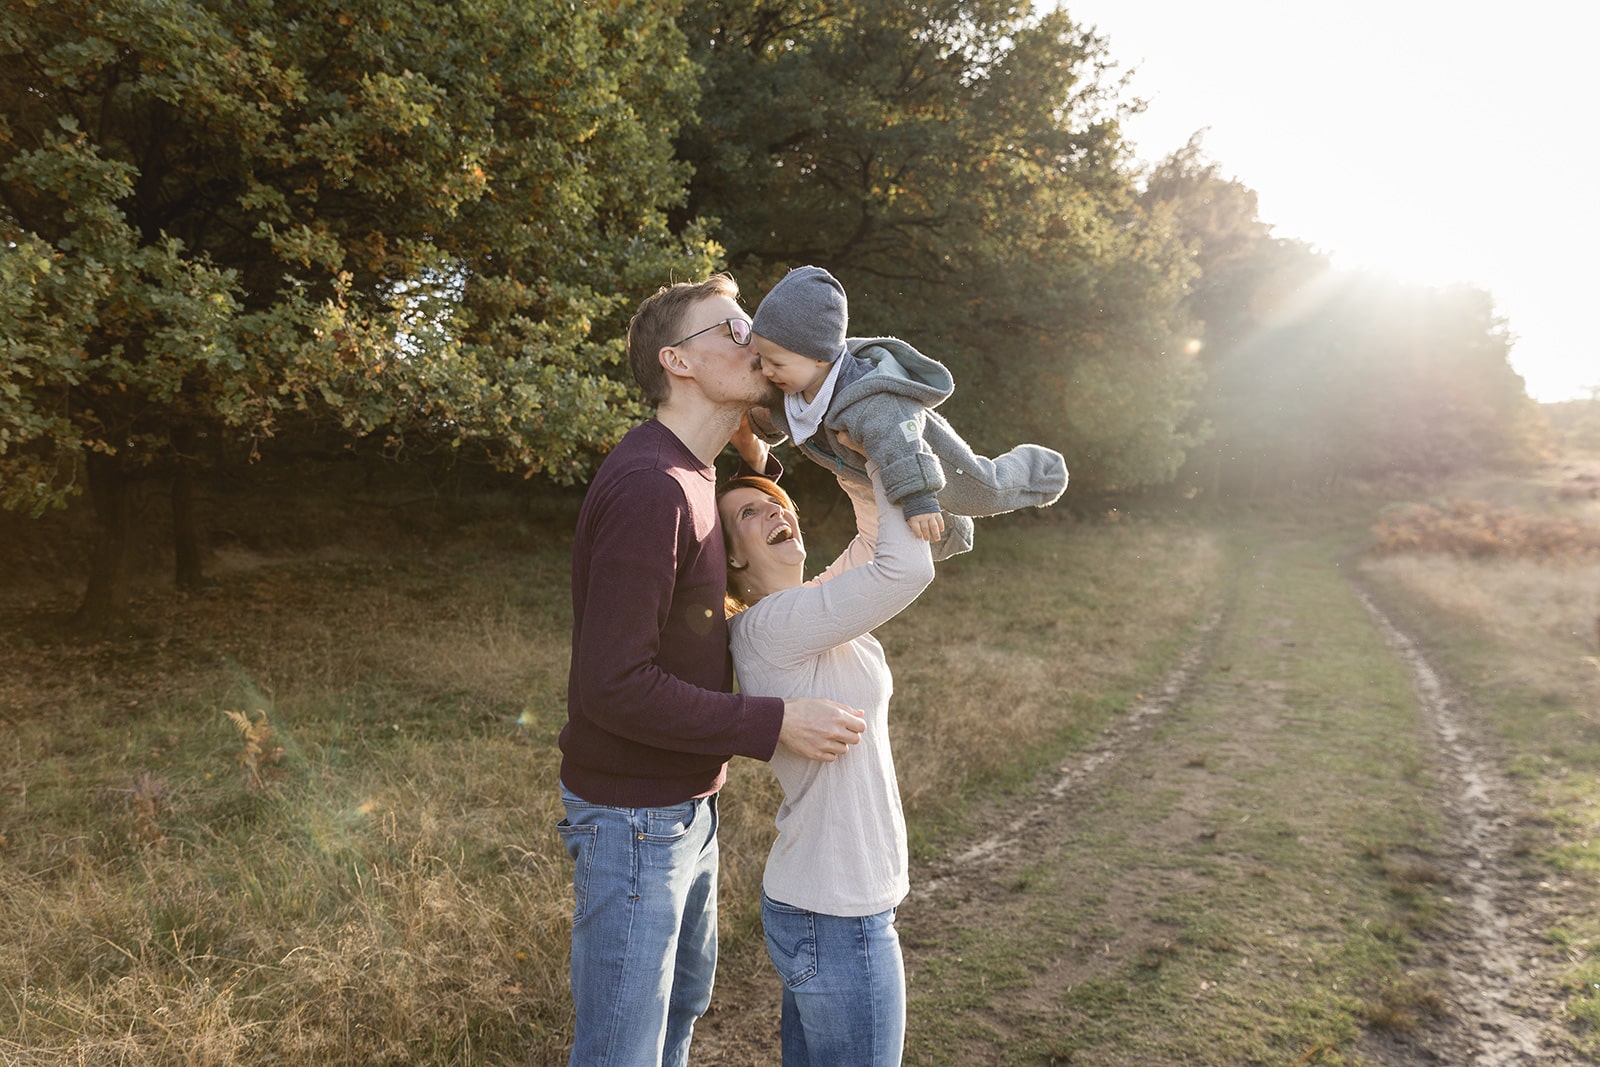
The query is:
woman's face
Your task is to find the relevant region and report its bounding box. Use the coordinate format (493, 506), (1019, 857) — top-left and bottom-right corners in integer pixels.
(719, 485), (806, 602)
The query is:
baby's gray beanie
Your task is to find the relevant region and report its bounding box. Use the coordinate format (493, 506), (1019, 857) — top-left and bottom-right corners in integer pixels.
(752, 266), (849, 363)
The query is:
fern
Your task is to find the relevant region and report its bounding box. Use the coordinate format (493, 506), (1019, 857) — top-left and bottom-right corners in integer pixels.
(224, 708), (285, 790)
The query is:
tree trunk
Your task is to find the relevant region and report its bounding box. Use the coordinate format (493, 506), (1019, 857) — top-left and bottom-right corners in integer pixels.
(76, 452), (134, 629)
(171, 425), (204, 590)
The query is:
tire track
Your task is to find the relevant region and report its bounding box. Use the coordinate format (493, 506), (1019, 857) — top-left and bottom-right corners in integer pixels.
(913, 612), (1224, 901)
(1354, 587), (1580, 1066)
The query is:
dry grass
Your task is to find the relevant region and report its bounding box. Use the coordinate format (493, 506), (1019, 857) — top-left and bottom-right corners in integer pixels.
(1371, 500), (1600, 561)
(0, 495), (1222, 1064)
(1358, 497), (1600, 1054)
(1359, 554), (1600, 697)
(0, 539), (580, 1065)
(1356, 974), (1450, 1033)
(883, 519), (1222, 838)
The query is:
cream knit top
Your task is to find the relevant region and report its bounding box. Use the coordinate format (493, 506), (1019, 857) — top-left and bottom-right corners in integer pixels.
(729, 466), (935, 916)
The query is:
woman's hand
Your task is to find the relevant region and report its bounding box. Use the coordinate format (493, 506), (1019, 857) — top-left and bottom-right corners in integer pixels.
(732, 409), (771, 472)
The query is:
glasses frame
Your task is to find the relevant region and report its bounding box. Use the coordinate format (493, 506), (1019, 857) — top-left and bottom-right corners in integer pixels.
(668, 317), (752, 349)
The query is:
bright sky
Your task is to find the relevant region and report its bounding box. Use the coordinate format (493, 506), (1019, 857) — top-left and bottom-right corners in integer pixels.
(1058, 0), (1598, 402)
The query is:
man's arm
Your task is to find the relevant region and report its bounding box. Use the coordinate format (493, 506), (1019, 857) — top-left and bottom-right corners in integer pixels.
(575, 470), (784, 759)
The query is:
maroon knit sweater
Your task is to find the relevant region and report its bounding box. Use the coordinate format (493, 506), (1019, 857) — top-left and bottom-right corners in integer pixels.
(560, 420), (785, 806)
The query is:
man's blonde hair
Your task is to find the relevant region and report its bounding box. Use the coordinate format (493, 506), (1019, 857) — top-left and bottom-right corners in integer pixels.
(626, 273), (741, 406)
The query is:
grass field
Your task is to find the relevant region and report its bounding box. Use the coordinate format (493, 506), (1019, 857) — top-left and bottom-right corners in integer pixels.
(1, 453), (1597, 1064)
(899, 513), (1469, 1065)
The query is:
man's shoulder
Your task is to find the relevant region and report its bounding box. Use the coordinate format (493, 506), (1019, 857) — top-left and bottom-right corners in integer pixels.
(586, 423), (713, 520)
(595, 421), (698, 479)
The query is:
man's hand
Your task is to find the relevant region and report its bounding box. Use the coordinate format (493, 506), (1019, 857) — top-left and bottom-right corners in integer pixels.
(778, 697), (867, 761)
(732, 410), (771, 472)
(909, 511), (946, 542)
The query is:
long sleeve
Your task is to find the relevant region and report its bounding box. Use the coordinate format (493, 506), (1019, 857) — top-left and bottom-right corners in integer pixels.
(729, 463), (930, 918)
(832, 392), (946, 515)
(562, 421), (785, 807)
(748, 465), (934, 668)
(571, 469), (776, 756)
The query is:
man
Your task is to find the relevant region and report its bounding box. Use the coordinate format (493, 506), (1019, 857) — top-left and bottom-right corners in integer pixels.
(558, 273), (866, 1067)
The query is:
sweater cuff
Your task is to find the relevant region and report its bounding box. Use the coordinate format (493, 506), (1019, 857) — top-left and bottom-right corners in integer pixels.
(879, 451), (944, 504)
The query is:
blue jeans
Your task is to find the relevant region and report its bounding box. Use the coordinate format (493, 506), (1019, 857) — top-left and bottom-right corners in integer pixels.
(557, 784), (719, 1067)
(761, 892), (906, 1067)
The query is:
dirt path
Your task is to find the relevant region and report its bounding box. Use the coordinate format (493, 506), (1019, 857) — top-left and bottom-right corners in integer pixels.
(693, 534), (1587, 1066)
(1352, 588), (1580, 1066)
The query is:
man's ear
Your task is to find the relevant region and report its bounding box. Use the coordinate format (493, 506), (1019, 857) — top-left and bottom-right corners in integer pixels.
(659, 344), (694, 381)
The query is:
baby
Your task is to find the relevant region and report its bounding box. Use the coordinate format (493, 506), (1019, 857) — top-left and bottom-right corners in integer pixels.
(749, 265), (1067, 553)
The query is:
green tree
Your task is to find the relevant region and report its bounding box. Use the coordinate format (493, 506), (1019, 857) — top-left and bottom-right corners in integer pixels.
(1, 0), (713, 626)
(675, 0), (1200, 493)
(1143, 136), (1324, 354)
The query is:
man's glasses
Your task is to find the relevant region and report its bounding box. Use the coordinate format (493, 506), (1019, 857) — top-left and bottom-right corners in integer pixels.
(669, 317), (752, 348)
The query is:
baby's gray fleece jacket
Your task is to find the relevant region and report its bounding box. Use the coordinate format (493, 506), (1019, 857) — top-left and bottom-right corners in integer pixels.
(755, 336), (1068, 550)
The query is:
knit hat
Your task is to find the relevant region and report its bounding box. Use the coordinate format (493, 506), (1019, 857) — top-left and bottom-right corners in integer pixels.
(751, 266), (849, 364)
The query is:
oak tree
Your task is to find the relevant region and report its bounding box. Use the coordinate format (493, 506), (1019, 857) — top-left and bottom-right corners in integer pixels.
(1, 0), (713, 625)
(674, 0), (1201, 492)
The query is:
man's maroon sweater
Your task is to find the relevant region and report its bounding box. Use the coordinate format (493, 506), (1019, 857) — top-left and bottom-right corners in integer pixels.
(560, 420), (785, 806)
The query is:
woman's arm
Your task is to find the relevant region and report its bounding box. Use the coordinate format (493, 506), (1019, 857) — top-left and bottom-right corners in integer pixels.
(807, 475), (879, 586)
(730, 410), (773, 475)
(743, 464), (935, 667)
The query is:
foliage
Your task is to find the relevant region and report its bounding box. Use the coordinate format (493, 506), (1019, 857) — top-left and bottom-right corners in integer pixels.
(1242, 276), (1542, 484)
(1, 0), (715, 618)
(1371, 500), (1600, 561)
(1544, 396), (1600, 451)
(1, 0), (1563, 624)
(223, 708), (284, 790)
(1142, 136), (1326, 358)
(674, 0), (1201, 492)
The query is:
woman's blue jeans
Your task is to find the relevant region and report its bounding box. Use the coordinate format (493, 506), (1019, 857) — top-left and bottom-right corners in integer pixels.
(557, 784), (719, 1067)
(761, 892), (906, 1067)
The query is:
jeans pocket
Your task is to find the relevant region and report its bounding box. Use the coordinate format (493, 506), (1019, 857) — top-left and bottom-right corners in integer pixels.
(761, 893), (819, 988)
(556, 820), (598, 923)
(640, 800), (698, 843)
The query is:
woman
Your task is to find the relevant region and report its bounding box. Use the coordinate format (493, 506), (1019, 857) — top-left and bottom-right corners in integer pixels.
(717, 460), (936, 1067)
